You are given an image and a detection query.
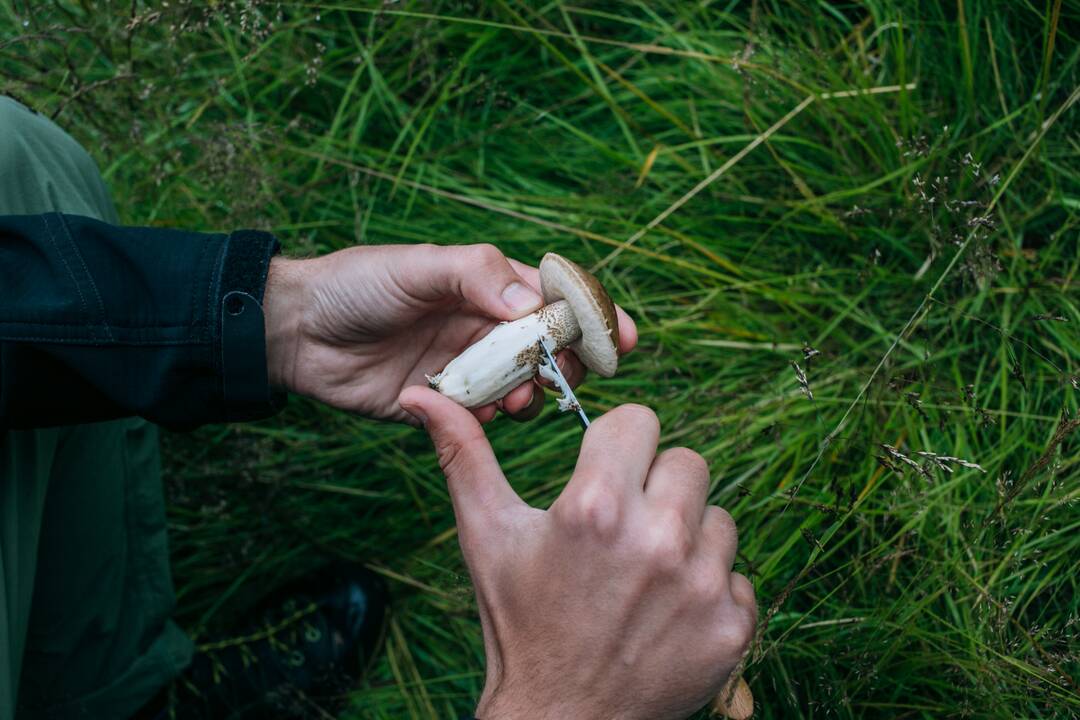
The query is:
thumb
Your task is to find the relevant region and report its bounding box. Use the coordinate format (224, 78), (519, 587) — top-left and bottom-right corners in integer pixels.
(420, 244), (543, 320)
(399, 385), (525, 524)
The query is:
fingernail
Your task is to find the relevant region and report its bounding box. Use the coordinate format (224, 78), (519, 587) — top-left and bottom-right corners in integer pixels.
(501, 282), (542, 315)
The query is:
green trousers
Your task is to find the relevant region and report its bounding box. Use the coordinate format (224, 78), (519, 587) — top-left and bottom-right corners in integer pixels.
(0, 97), (193, 719)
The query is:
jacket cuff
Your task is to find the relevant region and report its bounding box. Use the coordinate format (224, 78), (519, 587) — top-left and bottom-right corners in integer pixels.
(216, 229), (286, 422)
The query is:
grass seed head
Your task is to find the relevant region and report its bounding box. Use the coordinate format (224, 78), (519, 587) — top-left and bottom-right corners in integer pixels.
(791, 361), (813, 400)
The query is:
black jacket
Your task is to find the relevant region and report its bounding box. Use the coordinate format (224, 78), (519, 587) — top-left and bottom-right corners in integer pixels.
(0, 212), (283, 430)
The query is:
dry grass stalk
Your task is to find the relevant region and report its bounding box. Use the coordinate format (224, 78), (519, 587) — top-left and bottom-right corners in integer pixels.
(914, 451), (986, 474)
(997, 412), (1080, 511)
(791, 361), (813, 400)
(880, 444), (932, 481)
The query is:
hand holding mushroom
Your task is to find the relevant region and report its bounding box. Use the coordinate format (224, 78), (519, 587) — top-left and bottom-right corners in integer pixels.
(427, 253), (621, 410)
(262, 243), (637, 424)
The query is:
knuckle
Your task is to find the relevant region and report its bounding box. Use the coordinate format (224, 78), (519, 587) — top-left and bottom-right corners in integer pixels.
(663, 447), (709, 479)
(643, 518), (694, 572)
(560, 485), (622, 539)
(736, 605), (757, 644)
(730, 572), (757, 606)
(742, 599), (759, 630)
(706, 506), (738, 545)
(469, 243), (506, 268)
(714, 611), (754, 656)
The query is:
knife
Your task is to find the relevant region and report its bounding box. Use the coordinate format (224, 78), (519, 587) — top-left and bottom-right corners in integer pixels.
(536, 339), (590, 429)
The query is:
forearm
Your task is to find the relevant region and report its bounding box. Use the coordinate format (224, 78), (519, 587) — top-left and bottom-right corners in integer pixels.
(0, 212), (283, 430)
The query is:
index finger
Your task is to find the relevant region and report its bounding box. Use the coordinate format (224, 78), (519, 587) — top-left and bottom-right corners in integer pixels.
(562, 404), (660, 500)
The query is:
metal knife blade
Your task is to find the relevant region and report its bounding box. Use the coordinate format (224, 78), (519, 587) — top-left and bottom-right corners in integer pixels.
(537, 339), (590, 429)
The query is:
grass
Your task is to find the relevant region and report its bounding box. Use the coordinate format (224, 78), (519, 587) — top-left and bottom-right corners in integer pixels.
(3, 1), (1079, 717)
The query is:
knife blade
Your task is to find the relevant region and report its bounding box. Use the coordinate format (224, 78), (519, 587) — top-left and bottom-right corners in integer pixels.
(536, 339), (590, 429)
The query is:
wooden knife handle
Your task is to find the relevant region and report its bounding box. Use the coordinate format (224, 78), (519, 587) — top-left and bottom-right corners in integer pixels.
(711, 675), (754, 719)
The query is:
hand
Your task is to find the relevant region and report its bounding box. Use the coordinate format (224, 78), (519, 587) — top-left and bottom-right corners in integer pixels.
(397, 388), (757, 720)
(263, 243), (637, 423)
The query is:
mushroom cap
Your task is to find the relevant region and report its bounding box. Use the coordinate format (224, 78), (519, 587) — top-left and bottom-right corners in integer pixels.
(539, 253), (620, 377)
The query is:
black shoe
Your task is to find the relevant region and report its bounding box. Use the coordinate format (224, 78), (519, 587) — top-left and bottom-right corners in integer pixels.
(157, 564), (387, 719)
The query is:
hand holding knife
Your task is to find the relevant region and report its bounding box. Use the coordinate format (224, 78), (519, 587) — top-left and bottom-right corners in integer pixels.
(534, 337), (755, 720)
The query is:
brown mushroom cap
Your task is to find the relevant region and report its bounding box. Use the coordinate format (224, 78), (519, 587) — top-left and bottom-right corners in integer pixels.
(539, 253), (620, 377)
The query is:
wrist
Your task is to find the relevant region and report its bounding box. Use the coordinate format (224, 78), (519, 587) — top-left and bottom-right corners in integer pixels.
(263, 257), (309, 390)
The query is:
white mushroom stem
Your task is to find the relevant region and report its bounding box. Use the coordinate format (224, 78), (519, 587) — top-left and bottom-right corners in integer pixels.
(427, 300), (580, 407)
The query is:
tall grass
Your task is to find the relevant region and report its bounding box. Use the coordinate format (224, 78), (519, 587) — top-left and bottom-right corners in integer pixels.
(3, 1), (1078, 717)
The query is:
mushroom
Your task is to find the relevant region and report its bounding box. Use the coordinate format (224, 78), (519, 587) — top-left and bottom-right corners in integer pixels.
(427, 253), (619, 408)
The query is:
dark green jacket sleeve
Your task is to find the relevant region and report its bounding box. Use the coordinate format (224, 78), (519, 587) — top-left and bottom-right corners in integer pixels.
(0, 212), (283, 430)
